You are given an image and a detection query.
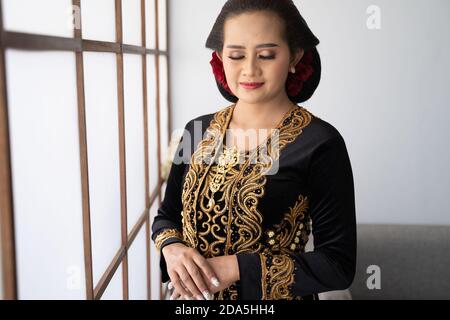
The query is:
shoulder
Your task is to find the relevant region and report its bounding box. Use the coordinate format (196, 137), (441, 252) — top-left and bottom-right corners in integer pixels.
(184, 113), (215, 132)
(301, 107), (347, 147)
(183, 104), (233, 133)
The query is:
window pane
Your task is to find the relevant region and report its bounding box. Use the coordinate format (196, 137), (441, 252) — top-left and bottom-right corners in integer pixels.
(81, 0), (116, 42)
(3, 0), (74, 38)
(149, 201), (162, 300)
(158, 0), (167, 51)
(128, 227), (147, 299)
(159, 55), (169, 151)
(147, 55), (159, 194)
(145, 0), (156, 49)
(122, 0), (142, 46)
(100, 263), (123, 300)
(123, 54), (146, 233)
(83, 52), (122, 285)
(6, 50), (85, 299)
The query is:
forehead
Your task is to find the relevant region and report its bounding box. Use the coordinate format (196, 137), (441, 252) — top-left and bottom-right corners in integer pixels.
(223, 11), (285, 46)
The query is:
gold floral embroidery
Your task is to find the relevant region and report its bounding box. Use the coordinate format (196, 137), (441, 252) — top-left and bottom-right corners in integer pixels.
(154, 228), (183, 251)
(265, 194), (311, 254)
(180, 103), (314, 300)
(260, 249), (296, 300)
(207, 145), (239, 210)
(260, 194), (313, 299)
(181, 105), (232, 248)
(228, 106), (313, 255)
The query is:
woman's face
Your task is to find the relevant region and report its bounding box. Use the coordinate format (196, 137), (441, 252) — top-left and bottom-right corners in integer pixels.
(218, 11), (303, 104)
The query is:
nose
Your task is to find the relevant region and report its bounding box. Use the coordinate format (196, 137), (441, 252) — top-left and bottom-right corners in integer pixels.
(242, 54), (260, 77)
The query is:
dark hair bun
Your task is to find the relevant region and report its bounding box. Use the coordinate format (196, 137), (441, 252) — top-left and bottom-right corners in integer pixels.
(206, 0), (321, 103)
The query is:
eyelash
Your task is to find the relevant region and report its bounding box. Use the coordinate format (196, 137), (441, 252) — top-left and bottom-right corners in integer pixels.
(228, 55), (275, 60)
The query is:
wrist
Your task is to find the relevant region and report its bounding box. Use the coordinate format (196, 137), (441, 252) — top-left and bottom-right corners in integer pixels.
(231, 255), (240, 282)
(161, 242), (185, 257)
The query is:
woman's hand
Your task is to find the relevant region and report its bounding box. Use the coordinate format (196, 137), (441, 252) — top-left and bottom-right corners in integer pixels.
(167, 254), (240, 300)
(162, 242), (220, 300)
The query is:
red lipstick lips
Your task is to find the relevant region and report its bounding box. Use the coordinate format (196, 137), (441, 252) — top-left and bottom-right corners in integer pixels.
(240, 82), (264, 89)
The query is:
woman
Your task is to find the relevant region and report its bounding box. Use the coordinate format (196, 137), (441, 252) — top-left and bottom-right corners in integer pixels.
(151, 0), (356, 300)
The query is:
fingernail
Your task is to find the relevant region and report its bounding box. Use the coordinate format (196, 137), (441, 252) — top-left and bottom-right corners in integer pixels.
(184, 295), (192, 300)
(196, 295), (204, 300)
(202, 290), (211, 300)
(168, 282), (173, 290)
(169, 295), (174, 300)
(211, 277), (220, 287)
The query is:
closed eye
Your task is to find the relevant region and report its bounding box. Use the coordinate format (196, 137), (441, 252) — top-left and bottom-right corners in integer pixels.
(228, 55), (275, 60)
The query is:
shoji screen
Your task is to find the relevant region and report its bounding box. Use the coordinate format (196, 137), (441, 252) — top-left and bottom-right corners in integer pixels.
(0, 0), (170, 300)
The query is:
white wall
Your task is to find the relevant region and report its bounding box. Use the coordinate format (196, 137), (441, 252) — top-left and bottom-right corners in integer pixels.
(168, 0), (450, 225)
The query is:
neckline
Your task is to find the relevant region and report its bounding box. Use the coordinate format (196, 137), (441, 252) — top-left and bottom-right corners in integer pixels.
(223, 103), (300, 155)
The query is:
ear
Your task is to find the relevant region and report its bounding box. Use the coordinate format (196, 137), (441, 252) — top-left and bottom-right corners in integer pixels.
(291, 48), (305, 66)
(215, 50), (223, 62)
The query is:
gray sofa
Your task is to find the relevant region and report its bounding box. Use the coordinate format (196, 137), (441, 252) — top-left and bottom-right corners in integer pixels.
(348, 224), (450, 299)
(316, 224), (450, 300)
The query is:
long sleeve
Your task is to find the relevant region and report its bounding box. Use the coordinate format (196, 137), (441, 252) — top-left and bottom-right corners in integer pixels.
(236, 133), (357, 299)
(151, 121), (192, 283)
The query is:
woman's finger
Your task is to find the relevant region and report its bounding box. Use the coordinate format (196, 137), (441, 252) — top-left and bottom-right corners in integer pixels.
(178, 268), (205, 300)
(168, 268), (191, 298)
(170, 289), (181, 300)
(192, 254), (221, 288)
(185, 259), (211, 300)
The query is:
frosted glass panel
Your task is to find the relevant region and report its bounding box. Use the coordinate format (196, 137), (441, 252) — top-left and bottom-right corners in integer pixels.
(2, 0), (74, 37)
(158, 0), (167, 51)
(5, 50), (86, 299)
(128, 227), (148, 300)
(159, 55), (169, 152)
(122, 0), (142, 46)
(150, 202), (162, 300)
(101, 263), (123, 300)
(81, 0), (116, 42)
(147, 55), (159, 194)
(83, 52), (122, 286)
(123, 54), (146, 232)
(145, 0), (156, 49)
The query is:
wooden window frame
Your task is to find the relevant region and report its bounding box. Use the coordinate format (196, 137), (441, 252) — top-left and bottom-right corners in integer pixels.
(0, 0), (171, 300)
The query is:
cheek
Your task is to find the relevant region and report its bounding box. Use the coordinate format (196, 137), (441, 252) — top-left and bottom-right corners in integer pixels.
(263, 64), (289, 87)
(223, 61), (289, 86)
(224, 63), (239, 81)
(270, 61), (289, 77)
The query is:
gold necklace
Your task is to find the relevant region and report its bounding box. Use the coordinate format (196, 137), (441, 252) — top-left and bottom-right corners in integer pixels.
(205, 102), (297, 210)
(206, 144), (239, 210)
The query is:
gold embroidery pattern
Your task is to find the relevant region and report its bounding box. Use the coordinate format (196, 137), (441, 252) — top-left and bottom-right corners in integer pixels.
(260, 250), (296, 300)
(181, 106), (232, 248)
(197, 146), (242, 258)
(154, 228), (183, 251)
(180, 103), (314, 300)
(260, 194), (313, 300)
(207, 145), (239, 210)
(265, 194), (311, 254)
(230, 107), (313, 255)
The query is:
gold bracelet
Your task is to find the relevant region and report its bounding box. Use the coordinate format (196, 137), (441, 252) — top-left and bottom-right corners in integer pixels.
(155, 228), (183, 251)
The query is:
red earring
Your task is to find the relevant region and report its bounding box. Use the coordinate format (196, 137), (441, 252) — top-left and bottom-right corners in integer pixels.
(210, 51), (234, 95)
(286, 50), (314, 97)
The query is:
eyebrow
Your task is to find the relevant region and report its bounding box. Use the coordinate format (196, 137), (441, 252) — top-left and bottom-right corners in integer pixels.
(226, 43), (279, 49)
